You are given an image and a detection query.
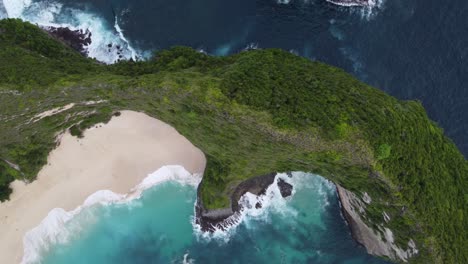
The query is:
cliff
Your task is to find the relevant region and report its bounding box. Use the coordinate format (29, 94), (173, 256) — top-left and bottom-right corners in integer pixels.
(0, 19), (466, 263)
(196, 173), (277, 231)
(196, 174), (419, 263)
(336, 185), (418, 262)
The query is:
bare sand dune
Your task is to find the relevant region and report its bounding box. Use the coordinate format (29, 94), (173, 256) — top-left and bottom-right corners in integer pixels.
(0, 110), (206, 263)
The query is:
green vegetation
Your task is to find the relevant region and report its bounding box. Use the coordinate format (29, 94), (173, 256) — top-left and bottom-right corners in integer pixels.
(0, 160), (19, 201)
(0, 19), (100, 89)
(377, 144), (392, 160)
(0, 19), (466, 263)
(69, 110), (115, 138)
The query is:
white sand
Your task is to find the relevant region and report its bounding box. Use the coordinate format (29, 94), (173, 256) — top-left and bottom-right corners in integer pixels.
(30, 103), (76, 123)
(0, 110), (206, 263)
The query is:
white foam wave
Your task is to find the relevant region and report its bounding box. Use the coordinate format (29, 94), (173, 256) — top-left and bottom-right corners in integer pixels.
(326, 0), (373, 7)
(2, 0), (141, 63)
(22, 165), (201, 264)
(243, 42), (259, 51)
(277, 0), (375, 7)
(2, 0), (31, 18)
(327, 0), (386, 20)
(114, 14), (138, 61)
(194, 172), (335, 242)
(182, 253), (195, 264)
(274, 0), (385, 20)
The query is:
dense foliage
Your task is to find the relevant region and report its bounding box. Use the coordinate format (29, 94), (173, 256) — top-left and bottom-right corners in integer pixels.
(0, 19), (100, 89)
(0, 19), (466, 263)
(0, 160), (18, 201)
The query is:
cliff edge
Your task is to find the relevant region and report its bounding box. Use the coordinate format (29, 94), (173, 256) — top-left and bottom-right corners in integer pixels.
(336, 184), (418, 262)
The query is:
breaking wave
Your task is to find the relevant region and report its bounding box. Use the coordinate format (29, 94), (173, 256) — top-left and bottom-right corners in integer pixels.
(22, 165), (202, 264)
(276, 0), (385, 20)
(1, 0), (142, 63)
(194, 172), (336, 242)
(326, 0), (386, 19)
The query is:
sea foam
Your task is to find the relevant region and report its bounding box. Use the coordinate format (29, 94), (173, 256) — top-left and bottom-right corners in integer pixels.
(0, 0), (7, 19)
(194, 172), (335, 242)
(275, 0), (385, 20)
(22, 165), (202, 264)
(1, 0), (141, 63)
(326, 0), (386, 19)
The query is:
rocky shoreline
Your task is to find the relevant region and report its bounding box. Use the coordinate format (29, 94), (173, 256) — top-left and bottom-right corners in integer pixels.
(42, 26), (126, 61)
(336, 184), (418, 262)
(195, 173), (293, 232)
(195, 173), (417, 262)
(43, 26), (92, 56)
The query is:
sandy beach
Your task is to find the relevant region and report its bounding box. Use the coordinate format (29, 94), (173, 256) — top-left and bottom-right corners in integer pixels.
(0, 110), (206, 263)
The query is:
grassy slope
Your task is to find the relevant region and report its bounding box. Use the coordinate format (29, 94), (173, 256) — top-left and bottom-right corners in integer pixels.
(0, 19), (466, 263)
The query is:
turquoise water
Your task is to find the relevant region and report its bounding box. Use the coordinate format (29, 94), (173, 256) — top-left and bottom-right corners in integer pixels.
(40, 173), (389, 264)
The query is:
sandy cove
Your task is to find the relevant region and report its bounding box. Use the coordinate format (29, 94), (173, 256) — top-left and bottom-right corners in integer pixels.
(0, 110), (206, 263)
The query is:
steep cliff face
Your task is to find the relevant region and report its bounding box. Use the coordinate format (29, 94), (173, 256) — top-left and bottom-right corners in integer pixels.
(1, 20), (466, 262)
(336, 185), (419, 262)
(44, 27), (92, 56)
(196, 175), (420, 262)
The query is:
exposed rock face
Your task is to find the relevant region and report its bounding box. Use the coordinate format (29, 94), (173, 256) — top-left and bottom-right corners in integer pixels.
(336, 184), (418, 262)
(43, 26), (92, 56)
(383, 211), (391, 223)
(277, 178), (293, 197)
(195, 173), (418, 262)
(230, 173), (277, 212)
(362, 192), (372, 204)
(196, 173), (277, 232)
(2, 159), (20, 171)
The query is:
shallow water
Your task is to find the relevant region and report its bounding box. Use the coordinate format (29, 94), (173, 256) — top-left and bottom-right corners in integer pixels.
(39, 172), (389, 264)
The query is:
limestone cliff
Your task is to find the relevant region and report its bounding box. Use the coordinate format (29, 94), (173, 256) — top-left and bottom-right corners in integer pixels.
(336, 185), (418, 262)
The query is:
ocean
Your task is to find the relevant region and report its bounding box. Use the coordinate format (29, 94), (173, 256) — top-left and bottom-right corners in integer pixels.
(1, 1), (465, 263)
(1, 0), (466, 156)
(26, 169), (389, 264)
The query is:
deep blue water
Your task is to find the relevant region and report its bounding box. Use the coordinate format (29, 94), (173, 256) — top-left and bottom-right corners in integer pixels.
(2, 1), (465, 262)
(40, 172), (389, 264)
(3, 0), (467, 155)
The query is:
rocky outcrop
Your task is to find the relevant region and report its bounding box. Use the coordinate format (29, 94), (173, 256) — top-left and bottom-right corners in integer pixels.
(196, 173), (278, 232)
(43, 26), (92, 56)
(195, 173), (418, 262)
(277, 178), (293, 197)
(336, 184), (418, 262)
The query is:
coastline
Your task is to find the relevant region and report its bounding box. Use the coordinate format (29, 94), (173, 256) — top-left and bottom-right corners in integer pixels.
(195, 173), (276, 232)
(336, 184), (418, 262)
(0, 110), (206, 264)
(195, 172), (294, 232)
(196, 173), (417, 262)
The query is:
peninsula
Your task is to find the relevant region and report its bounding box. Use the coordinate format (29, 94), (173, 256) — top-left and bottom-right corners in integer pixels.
(0, 19), (466, 264)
